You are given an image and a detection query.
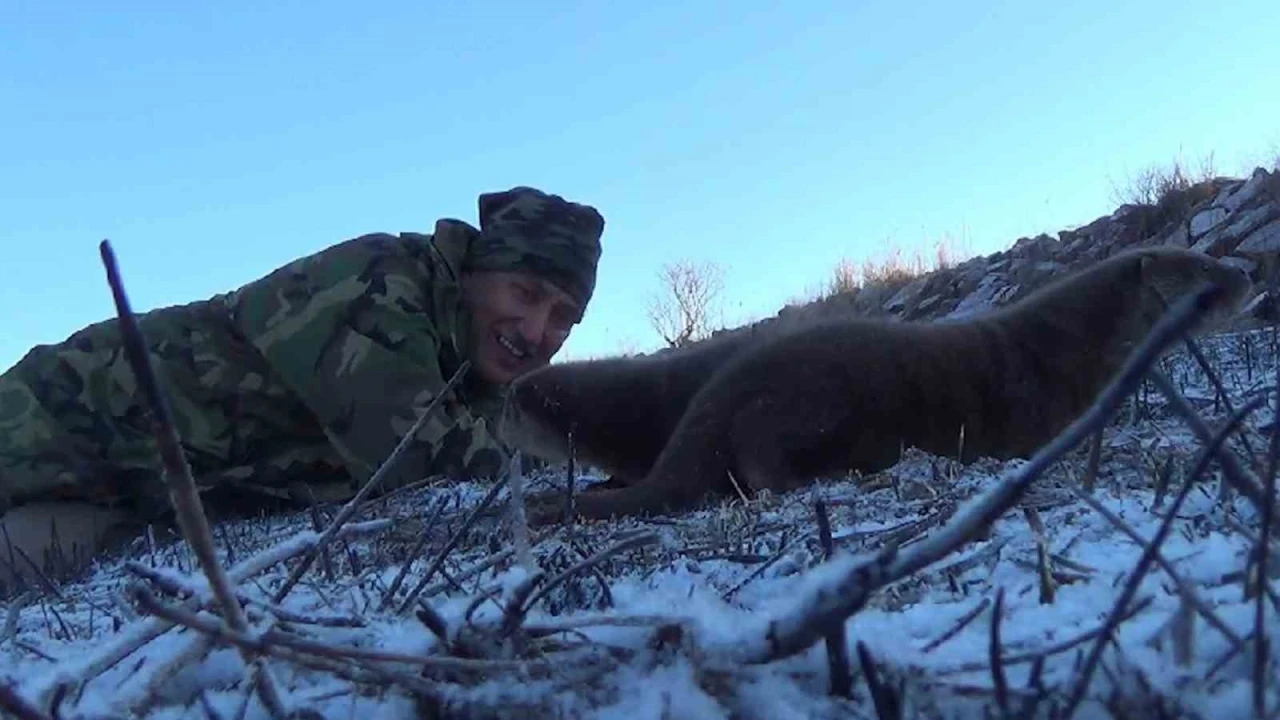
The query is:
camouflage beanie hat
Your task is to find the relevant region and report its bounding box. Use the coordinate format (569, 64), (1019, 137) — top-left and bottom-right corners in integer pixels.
(466, 186), (605, 307)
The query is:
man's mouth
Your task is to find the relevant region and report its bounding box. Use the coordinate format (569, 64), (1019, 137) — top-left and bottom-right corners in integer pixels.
(496, 333), (529, 360)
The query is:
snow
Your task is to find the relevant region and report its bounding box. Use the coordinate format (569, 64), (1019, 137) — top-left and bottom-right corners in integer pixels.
(1, 328), (1278, 719)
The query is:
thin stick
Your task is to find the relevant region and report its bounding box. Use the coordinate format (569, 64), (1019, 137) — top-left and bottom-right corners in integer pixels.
(989, 588), (1009, 717)
(273, 359), (471, 604)
(921, 597), (992, 654)
(1254, 323), (1280, 719)
(1072, 485), (1247, 649)
(506, 452), (538, 573)
(814, 501), (853, 699)
(1184, 338), (1257, 461)
(99, 239), (289, 719)
(1059, 382), (1255, 718)
(1149, 371), (1268, 510)
(376, 494), (449, 612)
(396, 474), (509, 615)
(0, 681), (52, 720)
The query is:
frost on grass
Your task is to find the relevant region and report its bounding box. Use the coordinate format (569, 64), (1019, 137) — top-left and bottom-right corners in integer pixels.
(1, 326), (1278, 720)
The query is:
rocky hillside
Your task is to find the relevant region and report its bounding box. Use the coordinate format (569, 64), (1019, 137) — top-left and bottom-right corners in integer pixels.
(767, 165), (1280, 330)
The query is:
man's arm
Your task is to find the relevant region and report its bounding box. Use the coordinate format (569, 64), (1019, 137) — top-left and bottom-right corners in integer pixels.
(224, 232), (508, 490)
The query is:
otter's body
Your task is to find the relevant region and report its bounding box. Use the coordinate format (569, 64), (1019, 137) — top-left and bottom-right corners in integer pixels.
(522, 247), (1253, 523)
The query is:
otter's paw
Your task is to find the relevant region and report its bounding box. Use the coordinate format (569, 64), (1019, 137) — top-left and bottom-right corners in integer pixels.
(521, 492), (577, 527)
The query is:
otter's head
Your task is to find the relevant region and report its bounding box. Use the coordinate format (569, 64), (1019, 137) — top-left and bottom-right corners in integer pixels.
(499, 364), (580, 464)
(1136, 248), (1254, 334)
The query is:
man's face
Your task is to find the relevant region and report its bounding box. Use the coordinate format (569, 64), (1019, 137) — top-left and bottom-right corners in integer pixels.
(461, 270), (583, 385)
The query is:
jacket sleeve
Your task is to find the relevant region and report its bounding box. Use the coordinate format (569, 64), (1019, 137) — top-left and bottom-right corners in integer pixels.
(224, 232), (509, 489)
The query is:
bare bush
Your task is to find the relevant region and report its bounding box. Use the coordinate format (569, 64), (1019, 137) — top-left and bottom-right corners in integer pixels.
(1110, 152), (1219, 208)
(647, 260), (726, 348)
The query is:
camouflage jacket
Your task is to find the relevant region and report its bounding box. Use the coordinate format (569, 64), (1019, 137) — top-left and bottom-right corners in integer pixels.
(220, 219), (511, 493)
(0, 219), (511, 518)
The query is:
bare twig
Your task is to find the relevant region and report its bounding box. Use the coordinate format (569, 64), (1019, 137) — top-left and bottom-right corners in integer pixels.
(855, 642), (903, 720)
(405, 548), (517, 604)
(123, 561), (364, 627)
(273, 359), (471, 604)
(522, 531), (661, 614)
(1023, 507), (1056, 604)
(131, 584), (558, 674)
(506, 453), (538, 573)
(396, 475), (509, 615)
(99, 239), (289, 719)
(989, 588), (1010, 717)
(2, 592), (31, 647)
(0, 681), (52, 720)
(1059, 383), (1254, 718)
(1082, 430), (1103, 493)
(814, 501), (853, 699)
(934, 596), (1156, 676)
(921, 597), (992, 653)
(35, 519), (389, 706)
(1149, 370), (1269, 510)
(1255, 325), (1280, 719)
(377, 494), (449, 611)
(1184, 338), (1257, 461)
(1072, 485), (1247, 649)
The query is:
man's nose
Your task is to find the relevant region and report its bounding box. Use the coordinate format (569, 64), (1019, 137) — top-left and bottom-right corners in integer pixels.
(518, 306), (551, 343)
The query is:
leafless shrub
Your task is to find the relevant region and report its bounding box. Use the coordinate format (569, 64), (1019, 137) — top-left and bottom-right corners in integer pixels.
(647, 259), (726, 348)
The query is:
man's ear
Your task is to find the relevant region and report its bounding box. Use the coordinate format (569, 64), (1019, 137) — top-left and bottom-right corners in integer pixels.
(458, 270), (478, 303)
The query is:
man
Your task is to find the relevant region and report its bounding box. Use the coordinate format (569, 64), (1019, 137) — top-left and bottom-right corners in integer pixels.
(0, 186), (604, 586)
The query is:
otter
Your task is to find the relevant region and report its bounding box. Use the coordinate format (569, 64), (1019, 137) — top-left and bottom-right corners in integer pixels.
(521, 247), (1254, 524)
(502, 320), (784, 485)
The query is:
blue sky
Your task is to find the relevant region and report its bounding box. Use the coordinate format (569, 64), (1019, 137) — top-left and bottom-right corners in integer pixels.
(3, 0), (1278, 371)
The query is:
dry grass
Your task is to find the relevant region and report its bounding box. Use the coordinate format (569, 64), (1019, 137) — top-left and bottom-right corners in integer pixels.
(812, 232), (974, 302)
(1109, 152), (1220, 210)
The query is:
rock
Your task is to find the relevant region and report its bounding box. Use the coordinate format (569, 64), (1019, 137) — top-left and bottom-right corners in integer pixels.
(1219, 255), (1258, 275)
(1162, 222), (1190, 247)
(991, 284), (1021, 306)
(884, 276), (929, 313)
(915, 294), (942, 313)
(1236, 218), (1280, 255)
(1190, 207), (1228, 237)
(1210, 180), (1246, 208)
(1010, 233), (1059, 262)
(947, 273), (1007, 319)
(1192, 203), (1279, 255)
(1007, 260), (1064, 291)
(1215, 168), (1271, 213)
(906, 294), (944, 320)
(749, 166), (1278, 333)
(1226, 202), (1279, 238)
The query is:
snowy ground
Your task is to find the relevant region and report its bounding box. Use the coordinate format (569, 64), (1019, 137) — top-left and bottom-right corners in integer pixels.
(1, 327), (1277, 720)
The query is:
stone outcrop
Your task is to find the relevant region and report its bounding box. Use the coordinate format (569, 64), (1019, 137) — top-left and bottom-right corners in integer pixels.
(741, 166), (1280, 339)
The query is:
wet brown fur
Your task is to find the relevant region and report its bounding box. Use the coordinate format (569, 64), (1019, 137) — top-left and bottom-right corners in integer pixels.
(521, 247), (1253, 523)
(503, 325), (770, 484)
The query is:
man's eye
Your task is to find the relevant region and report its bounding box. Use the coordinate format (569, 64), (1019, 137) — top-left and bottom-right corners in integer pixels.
(551, 308), (579, 330)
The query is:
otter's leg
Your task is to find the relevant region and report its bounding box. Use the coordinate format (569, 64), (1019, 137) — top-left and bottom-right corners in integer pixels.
(728, 406), (805, 494)
(523, 483), (665, 526)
